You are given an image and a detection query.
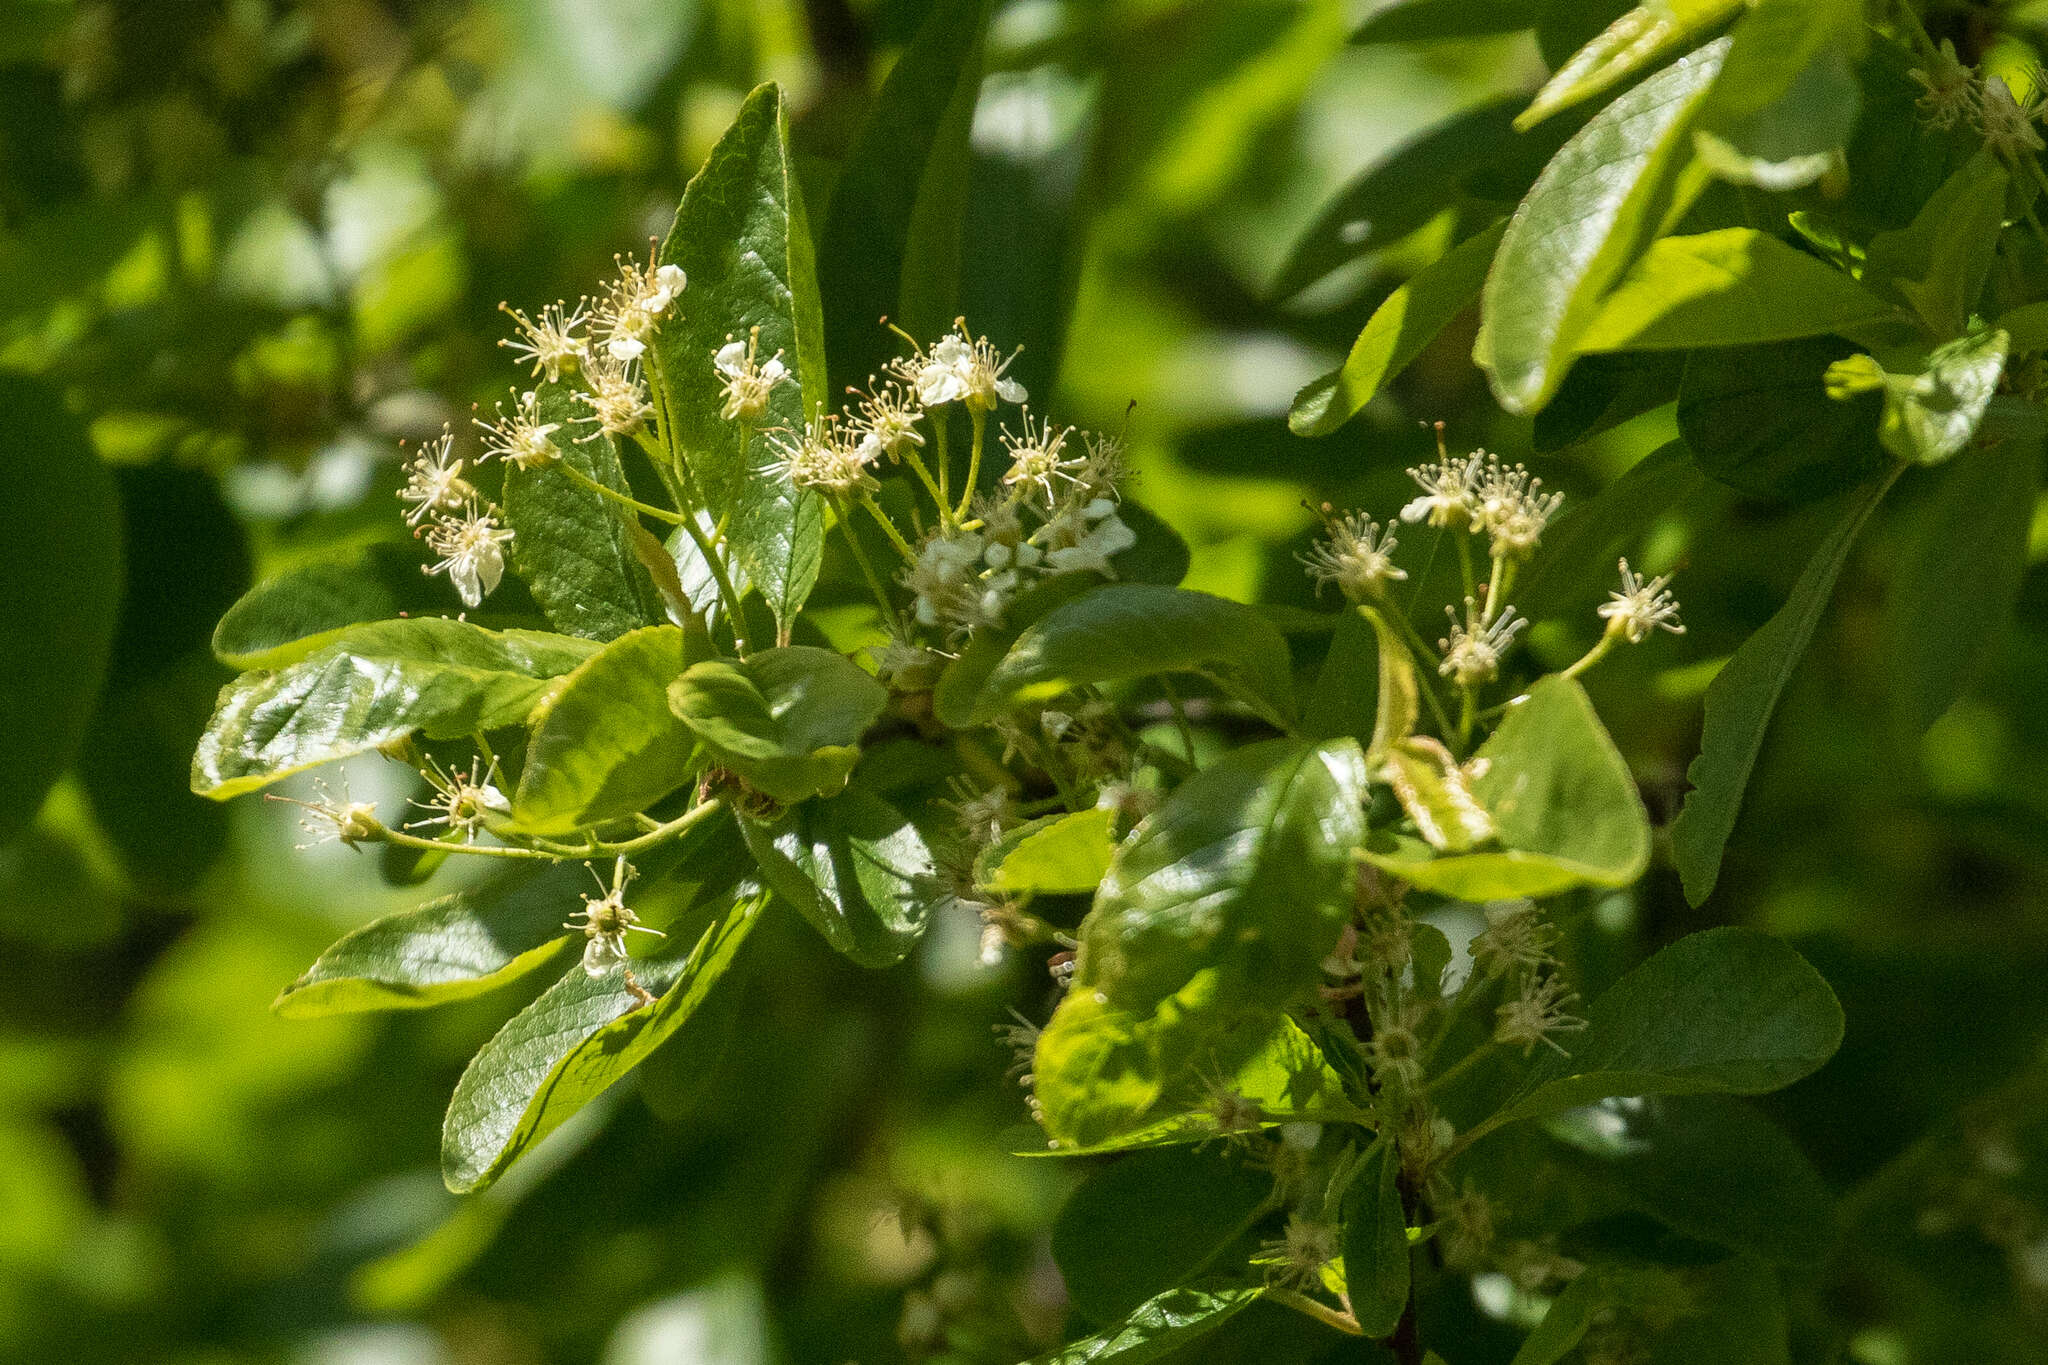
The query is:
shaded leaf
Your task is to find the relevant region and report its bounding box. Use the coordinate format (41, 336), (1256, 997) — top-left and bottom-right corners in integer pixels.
(1353, 0), (1542, 45)
(1028, 1286), (1260, 1365)
(1516, 441), (1704, 620)
(1678, 338), (1886, 501)
(1691, 0), (1862, 190)
(668, 645), (887, 804)
(192, 619), (598, 799)
(1672, 469), (1900, 904)
(212, 543), (476, 670)
(1863, 148), (2008, 340)
(1342, 1140), (1409, 1338)
(737, 786), (934, 967)
(931, 573), (1103, 730)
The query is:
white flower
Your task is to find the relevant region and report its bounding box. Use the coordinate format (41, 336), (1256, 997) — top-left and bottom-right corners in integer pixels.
(712, 329), (790, 423)
(1400, 450), (1485, 529)
(903, 527), (986, 628)
(474, 388), (561, 470)
(892, 320), (1026, 412)
(1975, 74), (2046, 158)
(1299, 510), (1407, 600)
(575, 351), (654, 439)
(765, 414), (879, 496)
(406, 756), (510, 841)
(596, 253), (685, 361)
(1439, 599), (1526, 688)
(498, 300), (586, 382)
(999, 409), (1085, 504)
(1041, 512), (1135, 576)
(397, 428), (475, 526)
(424, 501), (515, 607)
(1598, 558), (1685, 644)
(850, 379), (925, 461)
(1474, 459), (1562, 560)
(566, 856), (665, 977)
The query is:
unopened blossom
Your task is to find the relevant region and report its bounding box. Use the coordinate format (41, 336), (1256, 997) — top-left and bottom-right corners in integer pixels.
(424, 500), (514, 607)
(1000, 410), (1086, 504)
(1475, 459), (1563, 560)
(270, 780), (383, 849)
(712, 329), (790, 423)
(407, 757), (510, 841)
(766, 414), (879, 496)
(940, 776), (1018, 847)
(1300, 510), (1407, 601)
(595, 253), (685, 361)
(1401, 450), (1484, 529)
(1974, 74), (2046, 158)
(849, 379), (925, 461)
(1439, 600), (1527, 688)
(870, 635), (947, 692)
(474, 388), (560, 470)
(397, 428), (475, 526)
(1598, 558), (1685, 643)
(1910, 39), (1977, 129)
(567, 856), (665, 976)
(1495, 972), (1587, 1056)
(576, 351), (654, 439)
(893, 320), (1026, 411)
(498, 299), (586, 382)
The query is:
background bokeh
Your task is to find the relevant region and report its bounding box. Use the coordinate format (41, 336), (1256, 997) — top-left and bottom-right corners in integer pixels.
(3, 1), (2046, 1362)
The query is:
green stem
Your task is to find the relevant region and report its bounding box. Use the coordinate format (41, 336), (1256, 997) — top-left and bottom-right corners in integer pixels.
(1559, 629), (1619, 682)
(1481, 552), (1508, 628)
(955, 407), (987, 521)
(900, 446), (949, 520)
(859, 492), (920, 563)
(380, 827), (556, 861)
(1455, 529), (1477, 605)
(681, 511), (751, 656)
(1262, 1289), (1363, 1337)
(1426, 1037), (1499, 1096)
(932, 413), (952, 515)
(837, 509), (905, 635)
(1159, 675), (1198, 765)
(554, 459), (686, 524)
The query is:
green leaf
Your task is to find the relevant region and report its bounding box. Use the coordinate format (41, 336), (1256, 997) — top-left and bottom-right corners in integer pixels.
(1300, 609), (1379, 745)
(1677, 338), (1887, 501)
(818, 0), (993, 391)
(1477, 928), (1844, 1141)
(1352, 0), (1541, 45)
(1363, 677), (1651, 900)
(1516, 441), (1705, 621)
(441, 894), (763, 1193)
(668, 645), (887, 804)
(968, 585), (1296, 729)
(1510, 1266), (1607, 1364)
(1477, 39), (1729, 414)
(1342, 1141), (1410, 1338)
(1032, 739), (1368, 1147)
(1290, 222), (1505, 437)
(1996, 299), (2048, 354)
(977, 807), (1120, 897)
(1577, 229), (1894, 353)
(1863, 148), (2008, 340)
(0, 374), (121, 844)
(1868, 329), (2010, 466)
(932, 572), (1102, 729)
(1515, 0), (1741, 131)
(1672, 469), (1899, 904)
(191, 619), (599, 799)
(1052, 1145), (1269, 1324)
(514, 625), (703, 834)
(500, 382), (669, 641)
(736, 787), (934, 967)
(1272, 98), (1522, 300)
(1883, 426), (2042, 736)
(1028, 1287), (1260, 1365)
(654, 83), (827, 634)
(274, 863), (582, 1017)
(1547, 1094), (1836, 1264)
(211, 543), (468, 670)
(1690, 0), (1862, 191)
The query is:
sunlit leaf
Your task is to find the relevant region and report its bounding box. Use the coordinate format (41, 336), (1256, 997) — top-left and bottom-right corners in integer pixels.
(668, 645), (887, 804)
(1028, 1286), (1260, 1364)
(1516, 0), (1740, 130)
(212, 543), (475, 670)
(977, 807), (1120, 898)
(737, 786), (934, 967)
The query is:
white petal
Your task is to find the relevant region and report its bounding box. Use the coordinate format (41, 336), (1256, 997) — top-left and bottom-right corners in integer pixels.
(608, 336), (647, 361)
(654, 263), (686, 293)
(995, 377), (1027, 404)
(714, 340), (747, 374)
(760, 356), (789, 383)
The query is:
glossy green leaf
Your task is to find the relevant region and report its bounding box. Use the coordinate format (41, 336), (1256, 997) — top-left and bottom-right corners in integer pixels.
(192, 619), (599, 799)
(736, 787), (934, 967)
(1515, 0), (1740, 131)
(818, 0), (993, 391)
(1272, 98), (1522, 300)
(931, 573), (1102, 729)
(274, 862), (584, 1017)
(1478, 39), (1729, 414)
(1863, 148), (2008, 340)
(1343, 1141), (1410, 1338)
(977, 807), (1120, 898)
(1672, 470), (1899, 904)
(514, 625), (702, 834)
(1883, 426), (2042, 736)
(654, 83), (827, 634)
(1996, 299), (2048, 354)
(500, 382), (668, 641)
(1032, 739), (1367, 1146)
(0, 375), (121, 844)
(1694, 1), (1860, 190)
(1363, 677), (1651, 900)
(212, 543), (468, 670)
(1052, 1145), (1269, 1324)
(668, 645), (887, 804)
(1028, 1287), (1260, 1365)
(968, 585), (1296, 729)
(441, 894), (762, 1193)
(1547, 1094), (1836, 1264)
(1577, 229), (1894, 353)
(1678, 338), (1886, 501)
(1871, 329), (2010, 466)
(1290, 222), (1505, 437)
(1474, 928), (1844, 1142)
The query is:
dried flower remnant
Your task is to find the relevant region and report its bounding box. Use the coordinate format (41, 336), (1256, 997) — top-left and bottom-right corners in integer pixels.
(406, 756), (511, 841)
(999, 410), (1085, 504)
(1440, 599), (1528, 688)
(566, 856), (666, 976)
(474, 388), (561, 470)
(1495, 972), (1587, 1056)
(1910, 39), (1977, 129)
(575, 350), (655, 440)
(1300, 509), (1407, 602)
(766, 414), (879, 496)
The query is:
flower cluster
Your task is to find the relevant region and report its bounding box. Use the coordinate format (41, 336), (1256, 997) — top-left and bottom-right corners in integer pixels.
(1397, 446), (1562, 562)
(399, 427), (515, 609)
(1907, 43), (2048, 159)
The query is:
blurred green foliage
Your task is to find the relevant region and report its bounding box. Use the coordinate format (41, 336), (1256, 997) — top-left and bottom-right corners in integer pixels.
(4, 0), (2048, 1362)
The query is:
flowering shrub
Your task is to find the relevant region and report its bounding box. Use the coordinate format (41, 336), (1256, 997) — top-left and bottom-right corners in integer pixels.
(156, 1), (2048, 1361)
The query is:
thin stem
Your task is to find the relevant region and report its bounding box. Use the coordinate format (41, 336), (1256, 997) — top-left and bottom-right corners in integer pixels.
(955, 407), (987, 521)
(838, 509), (905, 634)
(899, 446), (949, 516)
(1373, 606), (1458, 741)
(680, 511), (751, 656)
(380, 827), (556, 861)
(932, 412), (952, 514)
(1482, 552), (1508, 627)
(1559, 630), (1619, 682)
(1426, 1036), (1499, 1096)
(1159, 675), (1198, 765)
(859, 492), (920, 563)
(554, 459), (686, 524)
(1455, 528), (1477, 605)
(600, 797), (725, 857)
(1262, 1289), (1363, 1337)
